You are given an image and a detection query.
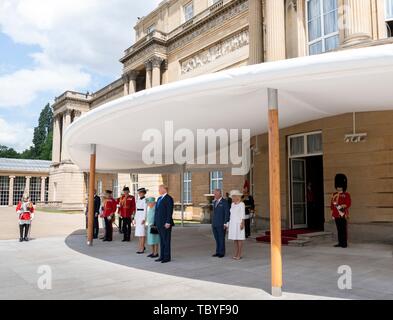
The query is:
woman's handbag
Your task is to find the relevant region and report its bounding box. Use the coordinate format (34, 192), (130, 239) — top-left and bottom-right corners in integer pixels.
(150, 225), (159, 234)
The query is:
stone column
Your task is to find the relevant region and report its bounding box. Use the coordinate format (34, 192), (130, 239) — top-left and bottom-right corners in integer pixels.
(248, 0), (264, 64)
(342, 0), (373, 46)
(40, 177), (46, 202)
(25, 176), (31, 196)
(8, 176), (15, 206)
(145, 61), (152, 90)
(122, 73), (129, 96)
(265, 0), (286, 62)
(52, 115), (61, 163)
(61, 110), (72, 162)
(128, 71), (138, 94)
(161, 60), (169, 85)
(151, 57), (163, 87)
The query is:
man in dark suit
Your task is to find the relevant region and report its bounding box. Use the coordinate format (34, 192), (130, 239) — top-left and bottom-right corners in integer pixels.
(154, 185), (174, 263)
(212, 189), (230, 258)
(85, 190), (101, 239)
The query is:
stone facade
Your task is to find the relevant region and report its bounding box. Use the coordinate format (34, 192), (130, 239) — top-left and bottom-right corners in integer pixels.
(50, 0), (393, 238)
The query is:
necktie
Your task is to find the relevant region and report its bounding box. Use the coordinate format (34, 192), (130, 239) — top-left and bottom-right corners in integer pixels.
(157, 197), (162, 208)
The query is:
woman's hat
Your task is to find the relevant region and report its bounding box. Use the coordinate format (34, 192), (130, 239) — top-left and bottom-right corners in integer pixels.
(137, 187), (148, 193)
(229, 190), (243, 197)
(146, 197), (156, 203)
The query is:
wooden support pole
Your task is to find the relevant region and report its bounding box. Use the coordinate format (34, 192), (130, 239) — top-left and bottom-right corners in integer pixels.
(87, 144), (96, 246)
(268, 88), (283, 297)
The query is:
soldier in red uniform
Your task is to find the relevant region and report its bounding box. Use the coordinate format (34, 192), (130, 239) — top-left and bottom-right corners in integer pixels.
(331, 174), (351, 248)
(16, 195), (35, 242)
(118, 187), (136, 242)
(101, 190), (117, 242)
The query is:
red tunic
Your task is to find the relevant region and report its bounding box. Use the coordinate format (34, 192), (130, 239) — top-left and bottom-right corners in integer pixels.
(16, 202), (35, 220)
(102, 198), (118, 218)
(330, 192), (351, 219)
(118, 195), (135, 218)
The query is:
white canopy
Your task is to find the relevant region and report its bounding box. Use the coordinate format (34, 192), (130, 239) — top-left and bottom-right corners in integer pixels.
(64, 44), (393, 173)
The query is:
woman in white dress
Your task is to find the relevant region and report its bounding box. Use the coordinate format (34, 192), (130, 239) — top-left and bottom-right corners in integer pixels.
(228, 190), (246, 260)
(135, 188), (148, 254)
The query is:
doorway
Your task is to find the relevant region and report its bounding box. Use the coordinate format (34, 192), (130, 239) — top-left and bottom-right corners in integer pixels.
(288, 132), (325, 230)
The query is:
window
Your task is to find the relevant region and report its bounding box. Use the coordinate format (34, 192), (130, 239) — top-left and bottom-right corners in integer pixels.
(113, 178), (119, 199)
(131, 174), (139, 197)
(146, 24), (156, 34)
(29, 177), (41, 204)
(307, 0), (339, 55)
(183, 172), (192, 204)
(0, 176), (9, 206)
(210, 171), (223, 193)
(13, 177), (25, 205)
(289, 132), (323, 158)
(183, 2), (194, 22)
(386, 0), (393, 37)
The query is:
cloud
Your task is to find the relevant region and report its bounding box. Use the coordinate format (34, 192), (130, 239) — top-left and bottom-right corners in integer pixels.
(0, 0), (161, 108)
(0, 116), (33, 151)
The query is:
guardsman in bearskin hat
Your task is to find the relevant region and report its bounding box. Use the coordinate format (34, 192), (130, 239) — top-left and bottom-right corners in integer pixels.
(331, 174), (352, 248)
(16, 195), (35, 242)
(100, 190), (117, 242)
(118, 187), (136, 242)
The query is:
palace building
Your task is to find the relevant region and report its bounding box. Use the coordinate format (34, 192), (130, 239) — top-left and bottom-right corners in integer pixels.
(49, 0), (393, 241)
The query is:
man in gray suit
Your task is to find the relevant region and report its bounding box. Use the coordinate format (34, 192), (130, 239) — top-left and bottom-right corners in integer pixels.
(211, 189), (230, 258)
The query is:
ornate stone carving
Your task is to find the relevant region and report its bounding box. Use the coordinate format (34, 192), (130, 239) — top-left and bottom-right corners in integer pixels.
(168, 0), (249, 52)
(181, 29), (249, 74)
(144, 60), (153, 71)
(150, 56), (164, 68)
(123, 43), (167, 68)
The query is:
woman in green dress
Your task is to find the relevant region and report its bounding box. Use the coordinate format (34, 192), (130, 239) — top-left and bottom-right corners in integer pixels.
(146, 197), (160, 258)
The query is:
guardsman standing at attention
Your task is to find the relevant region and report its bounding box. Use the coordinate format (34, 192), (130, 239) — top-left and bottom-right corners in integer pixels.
(101, 190), (117, 242)
(331, 174), (352, 248)
(118, 187), (136, 242)
(16, 195), (35, 242)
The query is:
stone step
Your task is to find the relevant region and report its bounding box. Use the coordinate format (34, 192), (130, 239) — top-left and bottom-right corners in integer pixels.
(288, 239), (312, 247)
(298, 232), (333, 241)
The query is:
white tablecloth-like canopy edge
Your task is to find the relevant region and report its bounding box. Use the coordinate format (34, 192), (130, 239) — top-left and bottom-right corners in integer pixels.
(64, 44), (393, 173)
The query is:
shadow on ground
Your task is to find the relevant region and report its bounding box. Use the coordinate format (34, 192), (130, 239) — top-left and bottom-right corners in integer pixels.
(64, 224), (393, 300)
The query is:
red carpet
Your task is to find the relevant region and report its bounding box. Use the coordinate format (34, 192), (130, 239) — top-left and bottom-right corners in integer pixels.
(256, 229), (318, 245)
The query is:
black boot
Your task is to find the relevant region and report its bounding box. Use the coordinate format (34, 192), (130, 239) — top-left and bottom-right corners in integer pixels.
(24, 225), (30, 241)
(19, 225), (24, 242)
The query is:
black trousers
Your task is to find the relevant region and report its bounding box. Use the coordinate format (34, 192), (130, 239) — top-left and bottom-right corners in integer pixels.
(104, 218), (113, 241)
(245, 218), (251, 238)
(122, 217), (132, 241)
(118, 217), (123, 233)
(85, 216), (100, 239)
(335, 217), (348, 247)
(19, 224), (30, 239)
(158, 227), (172, 261)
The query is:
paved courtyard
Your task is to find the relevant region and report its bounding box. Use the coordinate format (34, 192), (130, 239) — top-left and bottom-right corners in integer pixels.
(0, 207), (392, 300)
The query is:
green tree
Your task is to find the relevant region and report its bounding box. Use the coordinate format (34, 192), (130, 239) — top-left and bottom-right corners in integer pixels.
(0, 145), (20, 158)
(30, 103), (53, 159)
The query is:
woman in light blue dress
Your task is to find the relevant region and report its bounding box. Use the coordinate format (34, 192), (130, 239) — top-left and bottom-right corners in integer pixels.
(146, 197), (160, 258)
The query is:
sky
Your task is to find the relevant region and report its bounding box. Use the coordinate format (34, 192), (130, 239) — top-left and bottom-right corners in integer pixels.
(0, 0), (161, 152)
